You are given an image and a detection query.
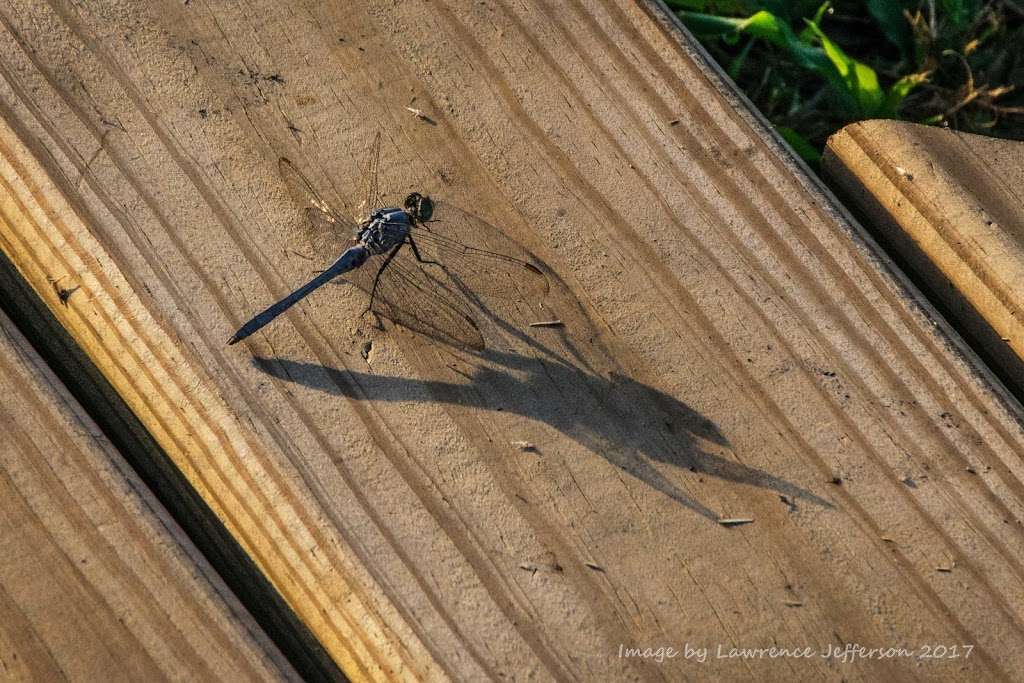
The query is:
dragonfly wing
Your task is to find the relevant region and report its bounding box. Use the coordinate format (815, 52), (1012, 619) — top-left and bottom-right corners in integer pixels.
(347, 244), (485, 350)
(279, 157), (357, 237)
(300, 206), (342, 236)
(392, 202), (548, 299)
(363, 132), (382, 216)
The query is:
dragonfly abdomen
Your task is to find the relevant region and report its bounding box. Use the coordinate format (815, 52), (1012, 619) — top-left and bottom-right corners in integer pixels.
(227, 245), (369, 345)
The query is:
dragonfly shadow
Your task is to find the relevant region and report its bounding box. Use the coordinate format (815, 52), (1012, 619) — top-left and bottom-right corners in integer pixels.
(252, 345), (833, 521)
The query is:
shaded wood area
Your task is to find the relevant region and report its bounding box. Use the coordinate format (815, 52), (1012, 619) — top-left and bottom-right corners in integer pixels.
(0, 308), (296, 681)
(1, 0), (1023, 680)
(825, 121), (1024, 398)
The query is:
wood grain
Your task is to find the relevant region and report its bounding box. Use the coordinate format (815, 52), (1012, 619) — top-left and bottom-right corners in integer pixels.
(0, 308), (296, 681)
(825, 120), (1024, 397)
(1, 0), (1023, 680)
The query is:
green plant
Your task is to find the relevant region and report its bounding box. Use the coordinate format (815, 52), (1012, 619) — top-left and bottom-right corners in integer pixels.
(666, 1), (1024, 163)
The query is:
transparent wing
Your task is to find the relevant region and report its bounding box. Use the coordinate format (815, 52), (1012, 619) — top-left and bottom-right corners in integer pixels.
(387, 201), (548, 300)
(364, 132), (382, 216)
(279, 157), (357, 237)
(347, 244), (485, 350)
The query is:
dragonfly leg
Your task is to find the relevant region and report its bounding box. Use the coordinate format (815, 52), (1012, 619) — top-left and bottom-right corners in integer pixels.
(366, 242), (404, 313)
(408, 235), (441, 266)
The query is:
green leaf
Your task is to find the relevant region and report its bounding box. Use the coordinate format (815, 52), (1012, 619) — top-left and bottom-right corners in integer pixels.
(736, 10), (792, 45)
(805, 20), (884, 117)
(879, 71), (930, 117)
(677, 11), (748, 37)
(678, 9), (806, 45)
(683, 5), (909, 121)
(796, 1), (832, 42)
(739, 11), (831, 72)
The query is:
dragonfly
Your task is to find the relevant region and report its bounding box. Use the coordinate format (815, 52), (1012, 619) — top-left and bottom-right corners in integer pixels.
(228, 134), (548, 350)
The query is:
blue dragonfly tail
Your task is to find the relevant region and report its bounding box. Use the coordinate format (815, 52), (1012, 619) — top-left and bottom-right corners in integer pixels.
(227, 246), (369, 345)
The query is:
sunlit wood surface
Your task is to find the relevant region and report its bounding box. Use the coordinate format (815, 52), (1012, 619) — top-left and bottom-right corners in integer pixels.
(826, 120), (1024, 397)
(2, 1), (1024, 680)
(0, 309), (296, 681)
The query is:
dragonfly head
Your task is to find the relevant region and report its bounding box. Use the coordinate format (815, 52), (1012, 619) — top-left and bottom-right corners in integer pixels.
(404, 192), (433, 222)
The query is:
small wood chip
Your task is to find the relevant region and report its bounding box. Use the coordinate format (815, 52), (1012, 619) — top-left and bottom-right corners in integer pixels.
(405, 106), (436, 124)
(718, 518), (754, 527)
(529, 320), (563, 328)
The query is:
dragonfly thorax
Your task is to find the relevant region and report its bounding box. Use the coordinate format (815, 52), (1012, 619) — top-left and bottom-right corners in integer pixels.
(358, 207), (412, 255)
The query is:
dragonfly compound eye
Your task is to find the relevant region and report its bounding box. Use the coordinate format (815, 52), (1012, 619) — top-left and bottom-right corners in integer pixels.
(404, 192), (433, 221)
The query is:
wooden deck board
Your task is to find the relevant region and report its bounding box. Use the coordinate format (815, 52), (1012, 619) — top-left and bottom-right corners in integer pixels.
(0, 308), (297, 681)
(825, 120), (1024, 397)
(1, 1), (1023, 680)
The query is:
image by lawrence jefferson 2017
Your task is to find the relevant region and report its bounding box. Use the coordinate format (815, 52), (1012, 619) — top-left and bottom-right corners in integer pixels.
(618, 642), (976, 665)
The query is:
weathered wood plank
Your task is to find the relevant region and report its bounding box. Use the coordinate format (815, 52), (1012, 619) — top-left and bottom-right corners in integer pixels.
(1, 0), (1024, 680)
(825, 120), (1024, 396)
(0, 309), (297, 681)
